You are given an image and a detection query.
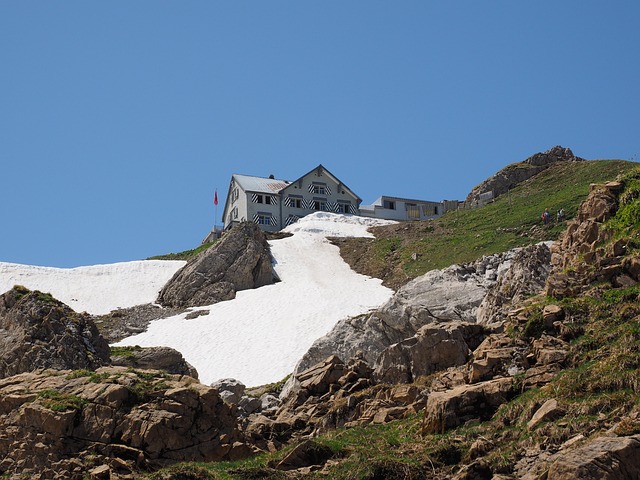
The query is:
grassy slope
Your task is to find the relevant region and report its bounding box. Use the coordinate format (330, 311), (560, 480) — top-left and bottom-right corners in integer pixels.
(148, 160), (640, 480)
(341, 160), (636, 289)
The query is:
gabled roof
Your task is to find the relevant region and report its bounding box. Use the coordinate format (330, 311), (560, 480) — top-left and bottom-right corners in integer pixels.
(233, 174), (290, 194)
(282, 164), (362, 203)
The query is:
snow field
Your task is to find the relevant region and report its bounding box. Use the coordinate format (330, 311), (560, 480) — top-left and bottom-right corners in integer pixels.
(1, 213), (396, 387)
(0, 260), (186, 315)
(116, 213), (395, 386)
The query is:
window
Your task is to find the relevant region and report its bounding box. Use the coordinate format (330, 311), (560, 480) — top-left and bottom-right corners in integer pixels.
(231, 188), (239, 203)
(288, 197), (302, 208)
(256, 214), (271, 225)
(265, 196), (273, 205)
(337, 202), (351, 214)
(254, 194), (263, 204)
(312, 184), (326, 195)
(313, 200), (327, 211)
(383, 200), (396, 210)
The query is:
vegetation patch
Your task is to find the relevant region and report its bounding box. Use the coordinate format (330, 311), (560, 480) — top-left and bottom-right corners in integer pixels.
(337, 160), (637, 289)
(110, 345), (143, 358)
(37, 389), (87, 412)
(148, 242), (216, 261)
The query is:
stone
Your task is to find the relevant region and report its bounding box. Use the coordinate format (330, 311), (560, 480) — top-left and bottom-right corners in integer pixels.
(422, 377), (514, 434)
(0, 367), (247, 477)
(111, 346), (198, 379)
(274, 440), (334, 471)
(543, 305), (565, 328)
(373, 322), (483, 384)
(212, 378), (246, 405)
(477, 243), (552, 326)
(466, 146), (584, 206)
(547, 434), (640, 479)
(527, 399), (565, 430)
(158, 222), (276, 308)
(0, 287), (111, 379)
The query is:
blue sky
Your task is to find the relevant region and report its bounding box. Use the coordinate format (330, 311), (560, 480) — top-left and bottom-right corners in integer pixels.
(1, 1), (638, 267)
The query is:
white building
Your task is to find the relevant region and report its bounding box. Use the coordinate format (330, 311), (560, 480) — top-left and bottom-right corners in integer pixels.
(221, 165), (361, 232)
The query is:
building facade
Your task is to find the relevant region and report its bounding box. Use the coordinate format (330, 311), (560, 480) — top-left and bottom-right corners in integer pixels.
(221, 165), (361, 232)
(359, 196), (459, 221)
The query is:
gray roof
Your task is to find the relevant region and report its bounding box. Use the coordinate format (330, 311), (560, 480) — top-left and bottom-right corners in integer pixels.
(233, 174), (290, 194)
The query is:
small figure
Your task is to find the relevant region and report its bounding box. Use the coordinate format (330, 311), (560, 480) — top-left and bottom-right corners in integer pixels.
(542, 208), (550, 225)
(557, 208), (565, 222)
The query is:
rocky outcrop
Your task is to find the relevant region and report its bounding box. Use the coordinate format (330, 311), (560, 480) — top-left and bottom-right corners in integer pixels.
(421, 377), (514, 434)
(477, 242), (552, 326)
(466, 146), (584, 206)
(111, 346), (198, 378)
(547, 435), (640, 480)
(0, 287), (110, 379)
(0, 367), (249, 478)
(545, 181), (640, 297)
(373, 322), (485, 384)
(243, 354), (425, 452)
(158, 222), (276, 308)
(292, 249), (519, 379)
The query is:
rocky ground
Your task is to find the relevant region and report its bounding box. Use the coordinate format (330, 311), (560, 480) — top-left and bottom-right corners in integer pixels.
(0, 157), (639, 479)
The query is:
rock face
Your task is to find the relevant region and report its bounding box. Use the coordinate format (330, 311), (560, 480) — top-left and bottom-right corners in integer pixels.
(0, 287), (111, 379)
(547, 435), (640, 480)
(0, 367), (249, 478)
(291, 245), (542, 380)
(111, 346), (198, 379)
(158, 222), (275, 308)
(477, 242), (552, 326)
(545, 181), (639, 298)
(466, 146), (584, 206)
(373, 322), (485, 384)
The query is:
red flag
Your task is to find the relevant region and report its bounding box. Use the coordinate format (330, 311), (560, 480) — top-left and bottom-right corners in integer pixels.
(214, 191), (218, 206)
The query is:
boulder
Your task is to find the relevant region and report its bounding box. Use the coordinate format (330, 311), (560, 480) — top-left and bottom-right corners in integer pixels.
(158, 222), (275, 308)
(212, 378), (246, 404)
(546, 182), (623, 298)
(111, 346), (198, 379)
(422, 377), (514, 434)
(373, 322), (485, 384)
(547, 435), (640, 480)
(0, 287), (110, 379)
(527, 398), (565, 430)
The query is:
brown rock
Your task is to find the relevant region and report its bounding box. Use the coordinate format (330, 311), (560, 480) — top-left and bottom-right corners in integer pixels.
(158, 222), (276, 308)
(527, 398), (565, 430)
(547, 434), (640, 479)
(422, 377), (514, 434)
(0, 287), (111, 379)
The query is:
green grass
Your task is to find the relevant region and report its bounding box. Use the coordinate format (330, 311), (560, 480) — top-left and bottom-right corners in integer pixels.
(37, 390), (87, 412)
(148, 242), (216, 261)
(370, 160), (637, 284)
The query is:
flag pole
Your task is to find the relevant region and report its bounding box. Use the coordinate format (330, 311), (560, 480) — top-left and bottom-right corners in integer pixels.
(214, 189), (219, 235)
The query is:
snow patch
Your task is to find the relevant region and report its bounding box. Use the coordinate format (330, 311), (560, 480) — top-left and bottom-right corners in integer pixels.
(0, 260), (185, 315)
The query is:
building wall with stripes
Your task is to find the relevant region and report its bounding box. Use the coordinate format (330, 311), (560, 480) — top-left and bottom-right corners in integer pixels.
(280, 167), (360, 226)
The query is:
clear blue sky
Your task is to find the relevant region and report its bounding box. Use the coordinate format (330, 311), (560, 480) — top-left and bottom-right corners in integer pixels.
(1, 1), (638, 267)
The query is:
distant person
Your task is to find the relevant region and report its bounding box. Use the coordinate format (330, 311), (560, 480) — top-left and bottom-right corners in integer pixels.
(542, 208), (550, 225)
(557, 208), (565, 222)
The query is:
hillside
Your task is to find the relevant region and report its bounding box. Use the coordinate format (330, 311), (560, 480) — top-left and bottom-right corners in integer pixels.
(334, 159), (636, 289)
(1, 156), (639, 479)
(145, 162), (640, 480)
